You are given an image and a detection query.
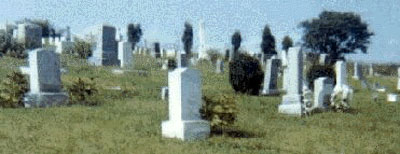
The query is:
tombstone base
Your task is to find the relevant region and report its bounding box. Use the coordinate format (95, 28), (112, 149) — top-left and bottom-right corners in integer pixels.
(261, 89), (280, 95)
(161, 120), (210, 141)
(278, 94), (303, 116)
(24, 92), (69, 108)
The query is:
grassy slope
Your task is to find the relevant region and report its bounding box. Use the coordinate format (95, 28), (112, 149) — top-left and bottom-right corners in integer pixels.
(0, 55), (399, 154)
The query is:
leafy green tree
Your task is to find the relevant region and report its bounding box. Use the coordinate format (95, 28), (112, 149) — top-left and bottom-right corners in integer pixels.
(0, 32), (25, 58)
(282, 35), (293, 52)
(181, 22), (193, 58)
(127, 23), (143, 50)
(231, 31), (242, 59)
(260, 25), (276, 57)
(300, 11), (374, 62)
(69, 38), (92, 59)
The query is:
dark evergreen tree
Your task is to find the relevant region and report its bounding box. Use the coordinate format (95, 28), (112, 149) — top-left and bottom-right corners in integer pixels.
(181, 22), (193, 58)
(281, 35), (293, 52)
(231, 31), (242, 59)
(260, 25), (276, 58)
(127, 24), (143, 50)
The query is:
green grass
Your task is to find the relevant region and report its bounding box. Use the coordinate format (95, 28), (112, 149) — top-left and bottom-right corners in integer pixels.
(0, 55), (399, 153)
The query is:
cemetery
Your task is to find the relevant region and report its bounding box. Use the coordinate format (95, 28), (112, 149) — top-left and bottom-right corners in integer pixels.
(0, 2), (399, 153)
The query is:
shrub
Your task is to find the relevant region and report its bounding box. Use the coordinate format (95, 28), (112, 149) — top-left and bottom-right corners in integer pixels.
(0, 72), (29, 108)
(201, 94), (237, 132)
(229, 53), (264, 95)
(67, 39), (92, 58)
(67, 77), (99, 106)
(167, 58), (177, 70)
(0, 32), (26, 59)
(306, 64), (335, 90)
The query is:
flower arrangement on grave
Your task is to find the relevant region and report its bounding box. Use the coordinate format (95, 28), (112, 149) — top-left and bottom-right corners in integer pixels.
(330, 85), (353, 112)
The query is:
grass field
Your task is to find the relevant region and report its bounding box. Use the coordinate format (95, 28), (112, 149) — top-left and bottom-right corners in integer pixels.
(0, 55), (399, 153)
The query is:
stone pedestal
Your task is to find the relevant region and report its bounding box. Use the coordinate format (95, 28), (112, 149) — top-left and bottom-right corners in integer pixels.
(352, 62), (362, 80)
(278, 47), (304, 116)
(161, 68), (210, 141)
(24, 92), (69, 108)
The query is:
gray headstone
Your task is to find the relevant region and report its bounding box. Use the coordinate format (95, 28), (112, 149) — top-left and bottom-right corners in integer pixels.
(261, 58), (281, 95)
(278, 47), (304, 115)
(161, 68), (210, 141)
(88, 24), (119, 66)
(23, 48), (68, 108)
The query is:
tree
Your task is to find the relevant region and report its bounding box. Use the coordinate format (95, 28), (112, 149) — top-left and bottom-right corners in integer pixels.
(282, 35), (293, 52)
(231, 31), (242, 59)
(30, 19), (51, 38)
(0, 32), (25, 58)
(260, 25), (276, 57)
(127, 23), (143, 50)
(300, 11), (374, 62)
(181, 22), (193, 58)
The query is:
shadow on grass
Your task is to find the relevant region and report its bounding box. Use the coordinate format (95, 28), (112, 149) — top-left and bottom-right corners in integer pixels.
(307, 108), (360, 115)
(210, 128), (256, 138)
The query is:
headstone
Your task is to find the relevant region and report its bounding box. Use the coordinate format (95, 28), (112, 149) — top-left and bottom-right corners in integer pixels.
(369, 64), (374, 76)
(334, 60), (347, 91)
(88, 24), (119, 66)
(319, 54), (329, 65)
(261, 58), (280, 95)
(278, 47), (304, 115)
(312, 77), (334, 110)
(118, 41), (133, 68)
(176, 51), (188, 68)
(161, 86), (169, 101)
(17, 23), (42, 50)
(387, 93), (398, 102)
(352, 62), (362, 80)
(161, 67), (210, 140)
(22, 48), (68, 108)
(281, 50), (289, 91)
(397, 67), (400, 90)
(215, 59), (224, 74)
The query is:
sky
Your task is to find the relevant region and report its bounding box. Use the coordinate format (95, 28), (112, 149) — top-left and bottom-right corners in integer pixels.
(0, 0), (399, 63)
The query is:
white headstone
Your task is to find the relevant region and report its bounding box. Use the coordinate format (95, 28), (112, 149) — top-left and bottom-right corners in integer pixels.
(161, 60), (168, 70)
(118, 41), (133, 68)
(352, 62), (362, 80)
(262, 58), (280, 95)
(23, 48), (69, 108)
(313, 77), (334, 110)
(281, 50), (289, 91)
(161, 68), (210, 140)
(215, 59), (224, 74)
(387, 93), (398, 102)
(397, 67), (400, 90)
(334, 60), (347, 91)
(161, 86), (169, 101)
(278, 47), (304, 115)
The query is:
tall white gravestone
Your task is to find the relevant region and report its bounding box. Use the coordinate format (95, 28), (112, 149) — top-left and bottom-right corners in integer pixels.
(118, 41), (133, 68)
(397, 68), (400, 91)
(278, 47), (303, 115)
(334, 61), (347, 91)
(352, 62), (362, 80)
(215, 59), (224, 74)
(22, 48), (69, 108)
(281, 50), (289, 92)
(262, 58), (281, 95)
(369, 64), (374, 76)
(161, 62), (210, 140)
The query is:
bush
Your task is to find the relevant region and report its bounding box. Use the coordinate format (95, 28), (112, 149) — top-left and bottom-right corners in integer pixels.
(67, 39), (92, 58)
(167, 58), (177, 70)
(0, 72), (29, 108)
(67, 77), (99, 106)
(201, 94), (237, 132)
(0, 32), (26, 59)
(229, 53), (264, 95)
(306, 64), (335, 90)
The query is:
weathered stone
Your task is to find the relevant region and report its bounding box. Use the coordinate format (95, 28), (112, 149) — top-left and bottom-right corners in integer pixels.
(17, 23), (42, 50)
(161, 68), (210, 140)
(261, 58), (280, 95)
(278, 47), (304, 116)
(22, 48), (68, 108)
(118, 41), (133, 68)
(88, 24), (119, 66)
(312, 77), (334, 110)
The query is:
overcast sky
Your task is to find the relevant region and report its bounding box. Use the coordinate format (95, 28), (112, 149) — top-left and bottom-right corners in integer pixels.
(0, 0), (399, 63)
